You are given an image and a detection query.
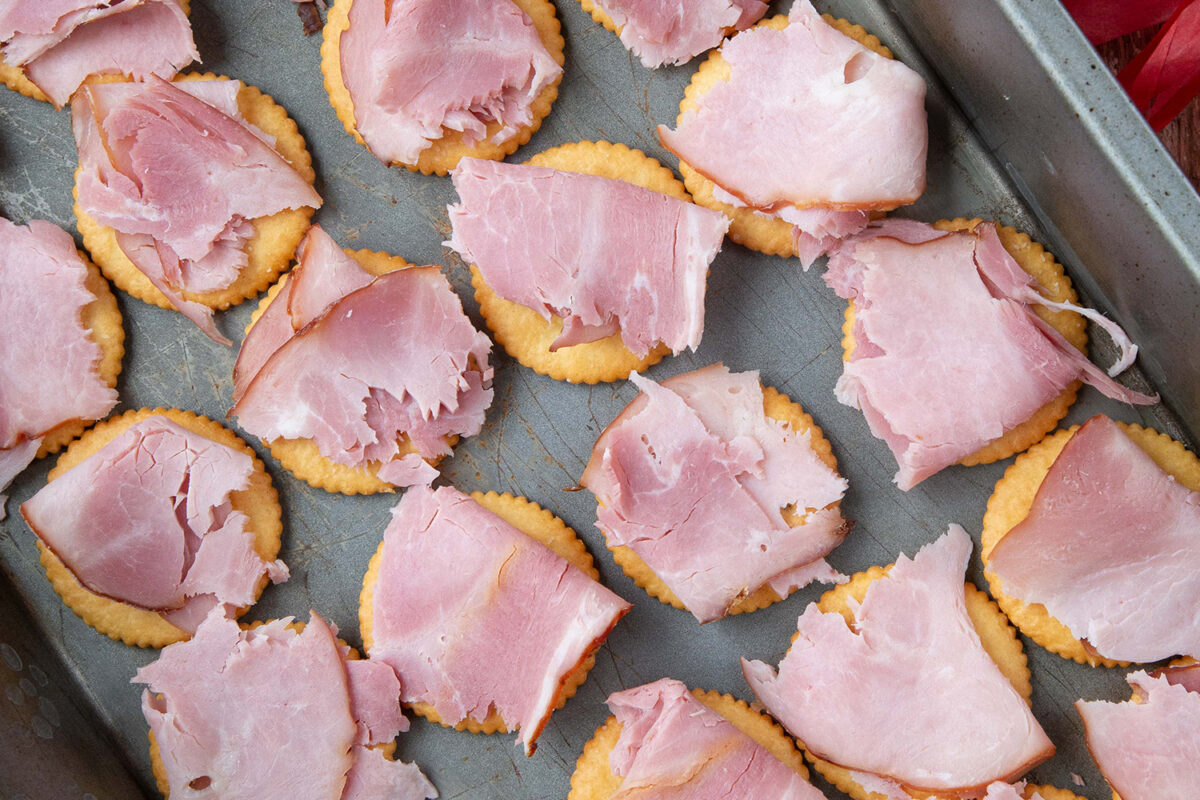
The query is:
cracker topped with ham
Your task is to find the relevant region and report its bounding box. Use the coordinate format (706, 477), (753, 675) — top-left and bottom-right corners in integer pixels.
(580, 0), (766, 68)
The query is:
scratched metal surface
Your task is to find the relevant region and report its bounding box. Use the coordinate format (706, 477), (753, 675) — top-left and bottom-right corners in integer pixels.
(0, 1), (1194, 799)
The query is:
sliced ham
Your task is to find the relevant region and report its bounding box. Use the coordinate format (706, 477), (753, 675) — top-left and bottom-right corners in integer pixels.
(987, 415), (1200, 663)
(231, 226), (494, 488)
(742, 526), (1054, 796)
(657, 0), (926, 265)
(72, 76), (321, 343)
(605, 678), (826, 799)
(0, 217), (118, 515)
(595, 0), (766, 68)
(0, 0), (197, 107)
(134, 608), (437, 800)
(446, 158), (729, 358)
(581, 364), (848, 623)
(368, 485), (631, 755)
(824, 219), (1155, 490)
(339, 0), (561, 165)
(20, 417), (287, 628)
(1077, 670), (1200, 800)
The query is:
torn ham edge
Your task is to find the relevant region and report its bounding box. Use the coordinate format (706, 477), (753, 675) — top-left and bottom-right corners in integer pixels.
(1, 216), (118, 519)
(1077, 670), (1200, 800)
(19, 416), (287, 631)
(367, 485), (632, 756)
(338, 0), (561, 165)
(134, 607), (437, 800)
(604, 678), (827, 799)
(72, 76), (321, 344)
(824, 218), (1156, 490)
(743, 526), (1055, 797)
(581, 364), (849, 623)
(0, 0), (198, 108)
(445, 158), (729, 358)
(657, 0), (926, 266)
(986, 415), (1200, 664)
(595, 0), (766, 68)
(231, 225), (494, 489)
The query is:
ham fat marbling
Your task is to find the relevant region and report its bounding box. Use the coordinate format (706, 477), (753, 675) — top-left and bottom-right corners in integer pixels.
(742, 526), (1054, 797)
(581, 365), (848, 623)
(594, 0), (766, 67)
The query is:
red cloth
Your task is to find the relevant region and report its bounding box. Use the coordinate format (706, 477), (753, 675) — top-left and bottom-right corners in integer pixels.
(1118, 0), (1200, 130)
(1064, 0), (1178, 44)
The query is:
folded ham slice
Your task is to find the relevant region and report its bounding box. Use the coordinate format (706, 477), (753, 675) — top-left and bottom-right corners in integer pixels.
(0, 0), (198, 107)
(231, 226), (493, 488)
(367, 485), (631, 755)
(742, 526), (1054, 797)
(135, 608), (436, 800)
(593, 0), (766, 67)
(987, 415), (1200, 663)
(72, 76), (321, 343)
(0, 216), (117, 517)
(446, 158), (729, 358)
(339, 0), (561, 165)
(824, 219), (1155, 490)
(604, 678), (824, 799)
(581, 365), (849, 623)
(20, 416), (287, 628)
(1077, 670), (1200, 800)
(657, 0), (926, 265)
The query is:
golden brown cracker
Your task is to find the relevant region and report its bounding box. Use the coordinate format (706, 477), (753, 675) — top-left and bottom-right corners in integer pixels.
(242, 248), (452, 496)
(321, 0), (564, 175)
(676, 15), (893, 257)
(36, 254), (125, 457)
(359, 490), (601, 735)
(1024, 786), (1087, 800)
(604, 384), (845, 617)
(568, 687), (809, 800)
(35, 408), (283, 649)
(470, 140), (690, 384)
(805, 568), (1034, 800)
(74, 72), (317, 314)
(842, 218), (1087, 469)
(981, 419), (1200, 667)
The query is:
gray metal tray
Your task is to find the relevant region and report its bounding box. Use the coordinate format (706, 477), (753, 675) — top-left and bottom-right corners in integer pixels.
(1, 1), (1197, 798)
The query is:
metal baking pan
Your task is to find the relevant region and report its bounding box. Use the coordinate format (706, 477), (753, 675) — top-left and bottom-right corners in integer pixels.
(1, 1), (1196, 798)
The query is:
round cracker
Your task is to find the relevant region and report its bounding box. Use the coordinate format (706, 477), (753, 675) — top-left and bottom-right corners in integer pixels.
(34, 408), (283, 649)
(74, 72), (317, 314)
(567, 687), (809, 800)
(603, 384), (845, 617)
(842, 218), (1087, 469)
(242, 248), (456, 496)
(36, 253), (125, 457)
(803, 566), (1034, 800)
(674, 14), (894, 257)
(981, 419), (1200, 668)
(320, 0), (564, 175)
(0, 0), (192, 106)
(359, 490), (601, 735)
(470, 139), (692, 384)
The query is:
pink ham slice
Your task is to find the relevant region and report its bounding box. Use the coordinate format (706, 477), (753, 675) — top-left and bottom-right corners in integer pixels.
(339, 0), (561, 165)
(135, 608), (436, 800)
(581, 364), (849, 623)
(368, 485), (631, 755)
(824, 219), (1155, 490)
(0, 0), (197, 107)
(72, 77), (322, 344)
(605, 678), (826, 799)
(1077, 670), (1200, 800)
(987, 415), (1200, 663)
(446, 158), (729, 358)
(742, 526), (1055, 797)
(0, 216), (118, 516)
(657, 0), (926, 265)
(594, 0), (766, 68)
(231, 226), (493, 488)
(19, 416), (287, 627)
